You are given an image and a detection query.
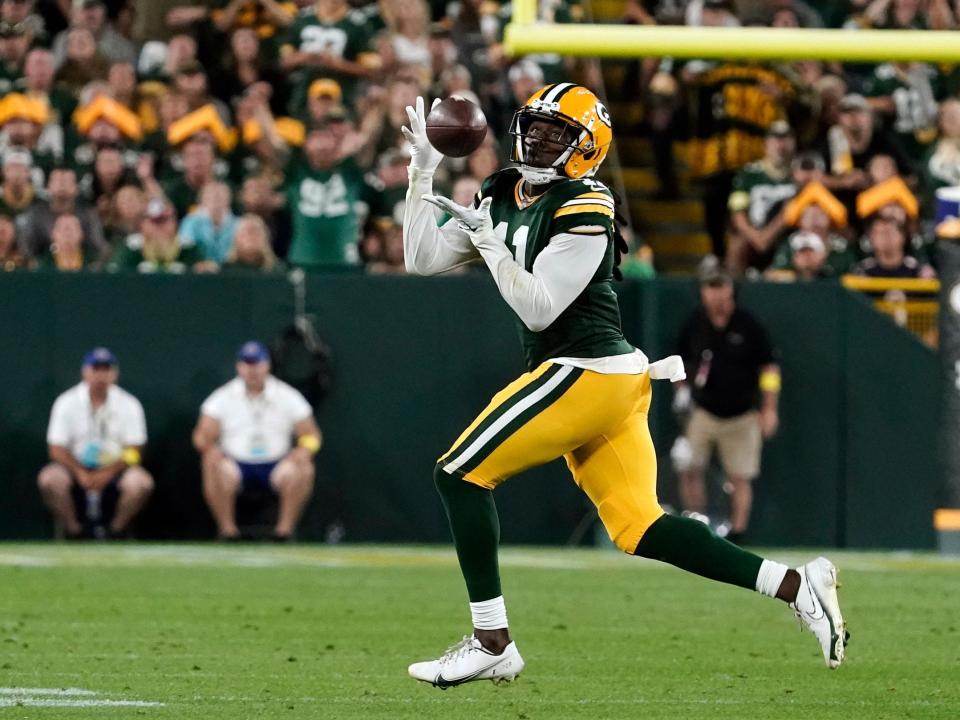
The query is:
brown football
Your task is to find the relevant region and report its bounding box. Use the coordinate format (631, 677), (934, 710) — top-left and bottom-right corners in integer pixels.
(425, 96), (488, 158)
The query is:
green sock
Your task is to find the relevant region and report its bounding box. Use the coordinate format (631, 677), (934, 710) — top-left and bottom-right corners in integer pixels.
(434, 466), (502, 602)
(634, 514), (763, 591)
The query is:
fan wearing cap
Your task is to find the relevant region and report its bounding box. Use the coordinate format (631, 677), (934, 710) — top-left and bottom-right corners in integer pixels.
(279, 0), (382, 115)
(193, 341), (322, 541)
(37, 347), (154, 539)
(765, 231), (834, 282)
(769, 197), (856, 276)
(674, 262), (780, 544)
(821, 93), (916, 204)
(0, 92), (58, 184)
(0, 147), (34, 216)
(727, 120), (798, 273)
(108, 197), (214, 273)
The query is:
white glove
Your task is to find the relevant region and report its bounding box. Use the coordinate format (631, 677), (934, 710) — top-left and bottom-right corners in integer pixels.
(422, 194), (494, 241)
(401, 96), (443, 175)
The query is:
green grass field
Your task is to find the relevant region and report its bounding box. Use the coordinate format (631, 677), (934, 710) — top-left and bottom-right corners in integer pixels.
(1, 544), (958, 719)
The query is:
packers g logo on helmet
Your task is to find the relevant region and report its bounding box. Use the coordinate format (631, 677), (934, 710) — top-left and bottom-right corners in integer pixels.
(508, 83), (614, 180)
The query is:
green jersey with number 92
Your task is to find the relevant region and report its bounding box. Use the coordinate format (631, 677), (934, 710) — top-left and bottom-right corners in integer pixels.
(477, 168), (634, 370)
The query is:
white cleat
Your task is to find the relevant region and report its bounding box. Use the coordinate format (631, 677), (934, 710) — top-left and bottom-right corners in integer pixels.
(408, 635), (525, 689)
(791, 556), (849, 669)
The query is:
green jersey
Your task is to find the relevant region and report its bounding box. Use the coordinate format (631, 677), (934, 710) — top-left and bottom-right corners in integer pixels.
(282, 7), (374, 114)
(728, 159), (796, 229)
(478, 168), (633, 370)
(284, 153), (372, 268)
(863, 63), (942, 156)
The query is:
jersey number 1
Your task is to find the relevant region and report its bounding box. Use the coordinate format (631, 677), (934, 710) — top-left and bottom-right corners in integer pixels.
(495, 222), (529, 267)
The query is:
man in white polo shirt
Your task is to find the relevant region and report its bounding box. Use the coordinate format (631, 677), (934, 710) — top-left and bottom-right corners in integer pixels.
(37, 347), (154, 539)
(193, 340), (322, 541)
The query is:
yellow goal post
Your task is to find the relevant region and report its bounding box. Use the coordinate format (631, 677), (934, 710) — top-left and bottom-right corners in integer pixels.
(505, 1), (960, 62)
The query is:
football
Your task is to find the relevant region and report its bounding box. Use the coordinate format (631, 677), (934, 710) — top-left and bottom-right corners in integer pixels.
(425, 96), (488, 158)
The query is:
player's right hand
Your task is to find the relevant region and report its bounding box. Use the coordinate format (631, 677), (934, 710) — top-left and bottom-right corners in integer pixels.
(402, 96), (443, 175)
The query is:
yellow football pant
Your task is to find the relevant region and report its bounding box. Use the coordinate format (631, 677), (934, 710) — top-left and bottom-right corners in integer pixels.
(438, 361), (665, 553)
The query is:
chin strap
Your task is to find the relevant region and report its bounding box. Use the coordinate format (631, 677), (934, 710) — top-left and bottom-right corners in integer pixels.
(518, 165), (558, 185)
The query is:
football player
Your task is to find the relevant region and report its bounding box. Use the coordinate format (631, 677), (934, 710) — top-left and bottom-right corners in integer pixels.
(402, 84), (847, 688)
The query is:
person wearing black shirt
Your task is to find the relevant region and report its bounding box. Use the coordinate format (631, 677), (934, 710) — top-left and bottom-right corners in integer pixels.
(674, 263), (781, 544)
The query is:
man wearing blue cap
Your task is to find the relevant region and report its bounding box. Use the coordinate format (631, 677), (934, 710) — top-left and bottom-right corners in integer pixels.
(37, 348), (154, 539)
(192, 341), (321, 541)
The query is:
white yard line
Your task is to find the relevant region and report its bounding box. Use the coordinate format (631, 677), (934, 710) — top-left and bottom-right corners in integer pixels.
(0, 687), (164, 708)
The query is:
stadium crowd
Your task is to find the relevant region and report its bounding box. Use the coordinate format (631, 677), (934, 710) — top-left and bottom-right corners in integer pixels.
(627, 0), (960, 280)
(0, 0), (954, 279)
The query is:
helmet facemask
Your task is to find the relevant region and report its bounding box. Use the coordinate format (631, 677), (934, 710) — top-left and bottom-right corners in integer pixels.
(509, 109), (589, 185)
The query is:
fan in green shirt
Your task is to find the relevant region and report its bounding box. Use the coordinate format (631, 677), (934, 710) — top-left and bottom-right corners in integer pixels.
(108, 198), (210, 273)
(279, 0), (381, 116)
(284, 126), (376, 268)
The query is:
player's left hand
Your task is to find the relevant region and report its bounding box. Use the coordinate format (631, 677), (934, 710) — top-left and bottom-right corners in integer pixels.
(421, 194), (493, 238)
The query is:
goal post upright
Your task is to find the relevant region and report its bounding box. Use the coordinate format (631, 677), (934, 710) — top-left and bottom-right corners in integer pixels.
(503, 23), (960, 62)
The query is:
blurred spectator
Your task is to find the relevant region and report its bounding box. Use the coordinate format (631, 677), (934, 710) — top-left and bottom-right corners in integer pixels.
(852, 213), (936, 277)
(490, 58), (543, 137)
(284, 125), (373, 268)
(0, 92), (59, 181)
(88, 144), (136, 219)
(365, 219), (405, 273)
(15, 47), (76, 129)
(107, 61), (158, 133)
(822, 93), (915, 207)
(863, 61), (940, 157)
(37, 213), (95, 270)
(304, 77), (344, 129)
(17, 166), (108, 263)
(674, 260), (780, 545)
(1, 0), (48, 47)
(365, 146), (408, 226)
(770, 201), (857, 275)
(55, 27), (110, 93)
(105, 183), (145, 247)
(463, 136), (499, 184)
(172, 60), (230, 120)
(727, 120), (797, 273)
(222, 213), (283, 272)
(921, 98), (960, 212)
(0, 148), (34, 216)
(0, 14), (31, 82)
(192, 340), (321, 541)
(450, 174), (480, 208)
(765, 231), (835, 281)
(52, 0), (135, 69)
(37, 347), (153, 540)
(279, 0), (381, 114)
(162, 136), (220, 218)
(212, 27), (288, 116)
(178, 180), (239, 263)
(0, 212), (25, 269)
(109, 197), (215, 273)
(380, 0), (431, 83)
(239, 172), (291, 257)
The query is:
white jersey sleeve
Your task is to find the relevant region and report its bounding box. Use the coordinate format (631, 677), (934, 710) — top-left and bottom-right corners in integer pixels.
(403, 169), (480, 275)
(471, 230), (607, 332)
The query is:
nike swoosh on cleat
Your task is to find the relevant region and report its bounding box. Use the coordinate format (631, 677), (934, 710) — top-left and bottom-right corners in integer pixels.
(434, 659), (504, 689)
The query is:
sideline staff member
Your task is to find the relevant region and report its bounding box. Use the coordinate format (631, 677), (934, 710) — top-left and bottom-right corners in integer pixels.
(675, 262), (780, 544)
(37, 348), (154, 539)
(193, 341), (321, 541)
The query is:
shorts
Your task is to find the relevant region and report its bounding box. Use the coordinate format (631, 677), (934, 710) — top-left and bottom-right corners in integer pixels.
(687, 406), (762, 479)
(70, 472), (122, 525)
(236, 461), (279, 494)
